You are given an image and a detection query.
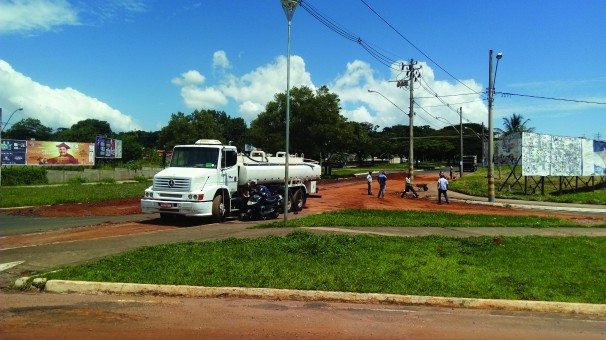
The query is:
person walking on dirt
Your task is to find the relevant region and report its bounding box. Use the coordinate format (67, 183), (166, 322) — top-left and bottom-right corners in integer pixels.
(401, 173), (419, 198)
(437, 174), (449, 204)
(367, 171), (373, 195)
(377, 171), (387, 199)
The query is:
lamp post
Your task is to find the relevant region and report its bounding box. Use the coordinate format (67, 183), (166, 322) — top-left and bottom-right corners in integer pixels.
(488, 50), (502, 202)
(0, 107), (24, 186)
(281, 0), (299, 223)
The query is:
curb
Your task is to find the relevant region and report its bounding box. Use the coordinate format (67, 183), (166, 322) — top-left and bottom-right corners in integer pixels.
(451, 198), (606, 215)
(36, 279), (606, 317)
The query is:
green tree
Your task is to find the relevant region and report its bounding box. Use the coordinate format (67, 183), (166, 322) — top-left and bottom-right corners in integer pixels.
(212, 110), (248, 151)
(4, 118), (53, 140)
(57, 119), (112, 142)
(158, 110), (226, 149)
(347, 122), (376, 166)
(249, 85), (350, 161)
(116, 132), (144, 162)
(499, 113), (535, 136)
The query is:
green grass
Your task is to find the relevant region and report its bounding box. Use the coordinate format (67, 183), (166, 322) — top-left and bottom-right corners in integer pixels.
(0, 181), (151, 208)
(256, 209), (606, 228)
(41, 231), (606, 304)
(450, 167), (606, 205)
(326, 162), (443, 179)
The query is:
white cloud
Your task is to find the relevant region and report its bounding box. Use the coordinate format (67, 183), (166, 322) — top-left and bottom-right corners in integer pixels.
(0, 60), (140, 132)
(172, 54), (314, 122)
(0, 0), (79, 34)
(171, 53), (488, 130)
(331, 60), (487, 130)
(171, 70), (205, 86)
(212, 50), (231, 70)
(180, 86), (228, 109)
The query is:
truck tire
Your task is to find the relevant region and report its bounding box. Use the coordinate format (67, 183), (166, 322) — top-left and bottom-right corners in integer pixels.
(292, 189), (305, 212)
(212, 194), (225, 222)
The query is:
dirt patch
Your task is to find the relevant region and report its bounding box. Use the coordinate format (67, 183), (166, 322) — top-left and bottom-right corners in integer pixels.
(3, 197), (142, 217)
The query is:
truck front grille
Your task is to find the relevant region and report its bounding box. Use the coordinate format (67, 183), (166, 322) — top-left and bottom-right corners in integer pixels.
(154, 177), (191, 191)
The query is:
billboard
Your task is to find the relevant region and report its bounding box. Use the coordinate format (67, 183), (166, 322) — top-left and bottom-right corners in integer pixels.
(95, 136), (122, 159)
(1, 139), (27, 165)
(496, 132), (605, 176)
(27, 141), (95, 166)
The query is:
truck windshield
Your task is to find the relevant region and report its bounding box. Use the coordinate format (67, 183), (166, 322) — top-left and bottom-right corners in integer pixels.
(170, 147), (219, 168)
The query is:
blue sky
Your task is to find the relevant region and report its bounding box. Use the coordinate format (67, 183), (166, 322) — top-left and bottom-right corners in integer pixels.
(1, 0), (605, 140)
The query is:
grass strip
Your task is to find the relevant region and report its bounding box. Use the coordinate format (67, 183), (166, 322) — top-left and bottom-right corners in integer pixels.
(0, 182), (151, 208)
(449, 167), (606, 205)
(257, 209), (606, 228)
(42, 231), (606, 304)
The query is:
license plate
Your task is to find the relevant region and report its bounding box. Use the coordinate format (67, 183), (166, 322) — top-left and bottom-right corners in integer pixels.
(160, 203), (173, 208)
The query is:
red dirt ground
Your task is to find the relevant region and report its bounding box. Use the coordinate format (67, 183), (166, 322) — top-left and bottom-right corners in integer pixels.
(7, 172), (604, 250)
(4, 173), (603, 224)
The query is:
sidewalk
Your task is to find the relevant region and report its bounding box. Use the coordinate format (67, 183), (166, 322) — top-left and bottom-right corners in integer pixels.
(447, 190), (606, 215)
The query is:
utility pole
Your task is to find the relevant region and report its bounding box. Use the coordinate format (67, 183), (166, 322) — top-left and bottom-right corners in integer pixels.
(398, 59), (421, 184)
(459, 107), (463, 179)
(481, 122), (485, 167)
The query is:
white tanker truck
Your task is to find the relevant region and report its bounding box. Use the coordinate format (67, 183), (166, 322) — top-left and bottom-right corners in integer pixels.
(141, 139), (321, 221)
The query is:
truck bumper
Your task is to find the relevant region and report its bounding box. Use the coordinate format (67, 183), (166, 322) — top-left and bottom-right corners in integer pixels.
(141, 199), (213, 217)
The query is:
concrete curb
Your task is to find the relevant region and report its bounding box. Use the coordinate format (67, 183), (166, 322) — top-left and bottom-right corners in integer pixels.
(452, 199), (606, 214)
(42, 279), (606, 316)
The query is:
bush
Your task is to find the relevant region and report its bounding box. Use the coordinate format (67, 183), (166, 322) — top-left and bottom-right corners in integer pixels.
(67, 176), (89, 184)
(1, 166), (48, 186)
(100, 177), (117, 184)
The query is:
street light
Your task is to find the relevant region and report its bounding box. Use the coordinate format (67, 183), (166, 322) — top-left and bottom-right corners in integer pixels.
(281, 0), (299, 224)
(0, 107), (24, 186)
(367, 89), (410, 117)
(488, 50), (503, 202)
(1, 107), (23, 133)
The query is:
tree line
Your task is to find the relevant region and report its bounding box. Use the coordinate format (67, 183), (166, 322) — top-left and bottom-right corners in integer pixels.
(4, 85), (530, 166)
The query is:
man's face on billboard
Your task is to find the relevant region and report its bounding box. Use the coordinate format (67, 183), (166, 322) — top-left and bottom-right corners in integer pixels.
(58, 146), (68, 156)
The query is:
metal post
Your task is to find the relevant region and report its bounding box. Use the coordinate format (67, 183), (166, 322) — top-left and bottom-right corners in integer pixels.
(459, 107), (463, 179)
(281, 0), (298, 223)
(487, 50), (495, 202)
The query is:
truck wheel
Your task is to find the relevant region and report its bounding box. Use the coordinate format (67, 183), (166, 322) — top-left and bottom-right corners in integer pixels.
(212, 195), (225, 222)
(292, 190), (305, 212)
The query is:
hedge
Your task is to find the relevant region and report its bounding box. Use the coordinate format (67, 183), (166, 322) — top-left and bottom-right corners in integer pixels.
(1, 166), (48, 186)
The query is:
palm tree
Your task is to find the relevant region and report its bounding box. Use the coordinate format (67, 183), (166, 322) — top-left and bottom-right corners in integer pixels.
(498, 113), (535, 136)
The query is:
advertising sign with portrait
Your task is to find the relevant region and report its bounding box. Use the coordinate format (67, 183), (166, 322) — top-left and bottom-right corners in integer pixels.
(27, 141), (95, 166)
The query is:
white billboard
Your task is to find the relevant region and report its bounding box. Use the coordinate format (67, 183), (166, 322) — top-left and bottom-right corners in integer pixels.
(496, 132), (605, 176)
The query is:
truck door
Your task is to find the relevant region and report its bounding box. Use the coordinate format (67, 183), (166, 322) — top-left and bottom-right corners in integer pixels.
(221, 149), (239, 193)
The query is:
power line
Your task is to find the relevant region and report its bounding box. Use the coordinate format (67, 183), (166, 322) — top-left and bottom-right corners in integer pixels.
(496, 92), (606, 105)
(359, 0), (480, 94)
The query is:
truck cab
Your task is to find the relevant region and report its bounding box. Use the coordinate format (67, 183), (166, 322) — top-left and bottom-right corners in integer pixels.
(141, 139), (237, 221)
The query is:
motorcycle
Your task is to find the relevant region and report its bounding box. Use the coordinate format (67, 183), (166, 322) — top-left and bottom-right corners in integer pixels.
(238, 189), (283, 221)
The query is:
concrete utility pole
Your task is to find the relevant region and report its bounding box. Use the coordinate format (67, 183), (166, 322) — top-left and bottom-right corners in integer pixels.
(399, 59), (421, 184)
(481, 122), (485, 167)
(459, 107), (463, 179)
